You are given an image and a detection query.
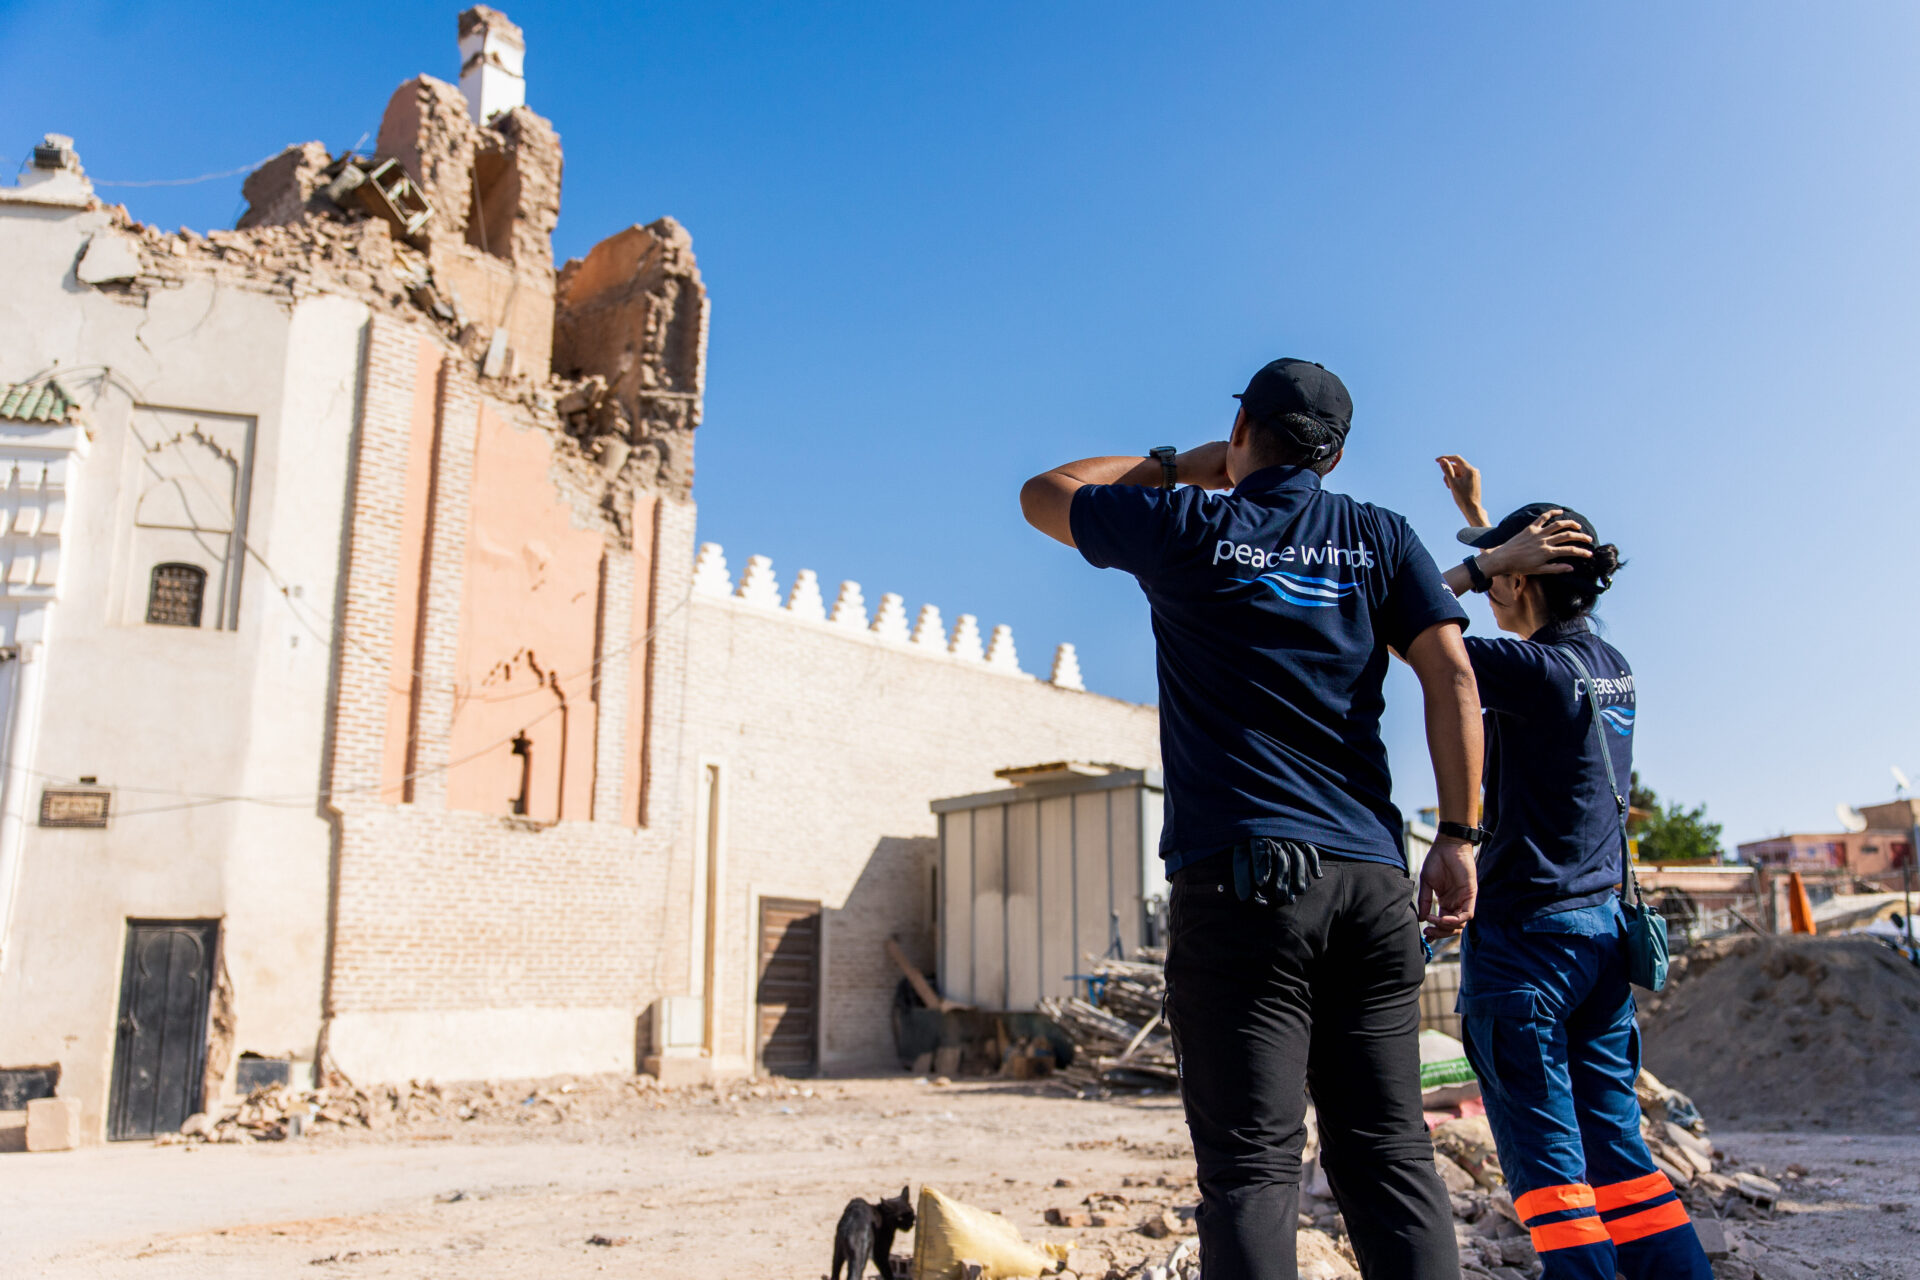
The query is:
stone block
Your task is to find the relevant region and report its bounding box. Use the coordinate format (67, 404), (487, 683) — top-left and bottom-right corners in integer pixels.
(25, 1097), (80, 1151)
(642, 1054), (712, 1088)
(1693, 1217), (1729, 1259)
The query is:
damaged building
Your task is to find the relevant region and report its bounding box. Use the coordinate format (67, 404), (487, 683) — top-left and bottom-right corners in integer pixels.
(0, 7), (1158, 1143)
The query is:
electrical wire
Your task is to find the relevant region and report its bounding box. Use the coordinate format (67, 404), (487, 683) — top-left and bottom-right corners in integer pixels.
(91, 150), (292, 189)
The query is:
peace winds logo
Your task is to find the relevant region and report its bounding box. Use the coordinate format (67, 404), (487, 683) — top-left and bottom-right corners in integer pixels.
(1243, 570), (1360, 608)
(1599, 705), (1635, 738)
(1215, 538), (1367, 609)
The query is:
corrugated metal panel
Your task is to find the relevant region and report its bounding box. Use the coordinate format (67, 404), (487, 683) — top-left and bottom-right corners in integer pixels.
(934, 771), (1162, 1011)
(1037, 795), (1075, 999)
(972, 806), (1007, 1009)
(1005, 799), (1041, 1010)
(1072, 790), (1112, 963)
(1110, 787), (1142, 958)
(0, 380), (77, 424)
(941, 811), (973, 1004)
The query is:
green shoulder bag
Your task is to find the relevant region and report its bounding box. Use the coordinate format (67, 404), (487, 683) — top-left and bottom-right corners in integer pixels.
(1564, 649), (1668, 992)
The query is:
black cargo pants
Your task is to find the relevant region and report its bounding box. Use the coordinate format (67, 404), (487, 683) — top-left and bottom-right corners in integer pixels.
(1164, 853), (1460, 1280)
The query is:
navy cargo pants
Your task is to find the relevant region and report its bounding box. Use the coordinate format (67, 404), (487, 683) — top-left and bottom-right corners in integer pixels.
(1459, 903), (1711, 1280)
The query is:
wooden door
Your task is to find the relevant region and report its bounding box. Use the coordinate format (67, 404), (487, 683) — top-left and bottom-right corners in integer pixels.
(756, 898), (820, 1076)
(108, 921), (217, 1140)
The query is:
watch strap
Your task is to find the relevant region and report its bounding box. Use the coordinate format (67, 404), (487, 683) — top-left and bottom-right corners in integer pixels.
(1436, 820), (1490, 845)
(1150, 446), (1178, 490)
(1462, 554), (1492, 593)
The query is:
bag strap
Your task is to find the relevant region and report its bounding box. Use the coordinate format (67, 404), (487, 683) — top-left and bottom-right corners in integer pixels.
(1561, 647), (1642, 909)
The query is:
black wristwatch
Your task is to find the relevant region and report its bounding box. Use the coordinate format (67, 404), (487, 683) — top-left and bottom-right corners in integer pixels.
(1461, 554), (1492, 594)
(1149, 445), (1179, 490)
(1437, 820), (1490, 845)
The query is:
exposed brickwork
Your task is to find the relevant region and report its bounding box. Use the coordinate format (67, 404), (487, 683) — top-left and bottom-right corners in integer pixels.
(407, 356), (478, 807)
(332, 316), (438, 804)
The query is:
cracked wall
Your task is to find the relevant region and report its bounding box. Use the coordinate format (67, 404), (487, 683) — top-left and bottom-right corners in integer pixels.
(552, 219), (709, 499)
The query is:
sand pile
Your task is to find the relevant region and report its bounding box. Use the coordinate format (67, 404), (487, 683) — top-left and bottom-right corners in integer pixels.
(1640, 934), (1920, 1131)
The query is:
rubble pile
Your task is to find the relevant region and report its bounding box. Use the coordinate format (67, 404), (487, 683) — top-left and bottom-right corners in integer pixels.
(155, 1072), (831, 1146)
(1640, 933), (1920, 1130)
(1037, 956), (1176, 1093)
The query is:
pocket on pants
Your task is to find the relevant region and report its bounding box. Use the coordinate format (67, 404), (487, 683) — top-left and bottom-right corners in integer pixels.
(1459, 989), (1551, 1108)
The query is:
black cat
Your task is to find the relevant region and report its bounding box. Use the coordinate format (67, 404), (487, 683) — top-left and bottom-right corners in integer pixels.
(831, 1184), (915, 1280)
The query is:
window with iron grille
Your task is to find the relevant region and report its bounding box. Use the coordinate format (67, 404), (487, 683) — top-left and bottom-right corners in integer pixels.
(147, 563), (206, 627)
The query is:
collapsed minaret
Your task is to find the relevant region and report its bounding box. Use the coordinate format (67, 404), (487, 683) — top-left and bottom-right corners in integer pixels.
(233, 6), (707, 503)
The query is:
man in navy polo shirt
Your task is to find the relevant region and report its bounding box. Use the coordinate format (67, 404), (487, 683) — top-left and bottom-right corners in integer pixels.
(1021, 359), (1483, 1280)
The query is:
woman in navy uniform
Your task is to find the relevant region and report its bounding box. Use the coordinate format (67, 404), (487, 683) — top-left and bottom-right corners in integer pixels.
(1434, 456), (1712, 1280)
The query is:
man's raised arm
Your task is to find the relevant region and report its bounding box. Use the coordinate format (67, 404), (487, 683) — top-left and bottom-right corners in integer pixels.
(1020, 442), (1229, 547)
(1404, 620), (1483, 940)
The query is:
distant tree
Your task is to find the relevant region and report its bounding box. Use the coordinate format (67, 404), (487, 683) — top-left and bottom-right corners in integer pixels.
(1626, 772), (1724, 863)
(1628, 770), (1658, 817)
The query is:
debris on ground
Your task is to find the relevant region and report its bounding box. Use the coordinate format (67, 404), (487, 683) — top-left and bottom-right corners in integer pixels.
(153, 1073), (831, 1145)
(1037, 956), (1176, 1093)
(1639, 934), (1920, 1130)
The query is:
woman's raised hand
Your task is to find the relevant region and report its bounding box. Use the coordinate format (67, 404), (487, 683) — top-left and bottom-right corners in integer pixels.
(1485, 508), (1593, 576)
(1435, 455), (1490, 527)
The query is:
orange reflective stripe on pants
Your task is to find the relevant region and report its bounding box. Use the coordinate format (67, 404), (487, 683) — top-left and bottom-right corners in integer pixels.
(1594, 1170), (1673, 1213)
(1607, 1200), (1693, 1245)
(1528, 1215), (1612, 1252)
(1514, 1182), (1596, 1221)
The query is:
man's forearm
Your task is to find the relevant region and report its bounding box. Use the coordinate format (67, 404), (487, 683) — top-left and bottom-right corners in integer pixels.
(1053, 456), (1165, 487)
(1424, 664), (1483, 826)
(1406, 624), (1483, 826)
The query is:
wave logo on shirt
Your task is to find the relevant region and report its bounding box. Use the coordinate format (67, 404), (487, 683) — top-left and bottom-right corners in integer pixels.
(1599, 705), (1635, 737)
(1240, 570), (1360, 609)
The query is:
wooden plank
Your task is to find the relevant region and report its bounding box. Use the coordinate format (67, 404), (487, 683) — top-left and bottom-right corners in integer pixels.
(1005, 799), (1041, 1009)
(886, 937), (966, 1012)
(1037, 795), (1075, 999)
(972, 803), (1007, 1009)
(1073, 790), (1112, 965)
(941, 812), (974, 1005)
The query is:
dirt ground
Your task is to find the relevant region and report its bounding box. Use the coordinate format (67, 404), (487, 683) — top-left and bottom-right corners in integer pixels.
(1, 1077), (1915, 1279)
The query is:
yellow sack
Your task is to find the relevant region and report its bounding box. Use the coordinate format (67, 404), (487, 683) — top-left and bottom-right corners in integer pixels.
(910, 1186), (1067, 1280)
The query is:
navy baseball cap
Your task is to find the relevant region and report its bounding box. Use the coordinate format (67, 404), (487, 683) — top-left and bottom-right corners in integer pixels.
(1234, 359), (1352, 460)
(1459, 503), (1604, 581)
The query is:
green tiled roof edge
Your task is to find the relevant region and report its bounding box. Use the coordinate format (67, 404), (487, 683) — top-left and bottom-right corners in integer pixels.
(0, 379), (77, 423)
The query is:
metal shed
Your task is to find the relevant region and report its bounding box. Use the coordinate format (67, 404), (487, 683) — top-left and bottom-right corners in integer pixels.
(929, 764), (1164, 1011)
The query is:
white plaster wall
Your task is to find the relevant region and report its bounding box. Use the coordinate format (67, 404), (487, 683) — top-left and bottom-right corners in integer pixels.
(0, 202), (366, 1139)
(326, 1007), (631, 1083)
(677, 594), (1162, 1075)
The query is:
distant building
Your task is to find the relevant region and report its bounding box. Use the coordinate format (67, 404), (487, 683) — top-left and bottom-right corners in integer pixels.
(1732, 799), (1915, 932)
(1735, 826), (1913, 879)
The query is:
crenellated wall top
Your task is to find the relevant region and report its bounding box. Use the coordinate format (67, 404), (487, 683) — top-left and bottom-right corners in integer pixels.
(690, 542), (1090, 691)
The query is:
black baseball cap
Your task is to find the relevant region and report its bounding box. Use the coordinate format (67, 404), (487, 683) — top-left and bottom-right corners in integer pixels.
(1458, 503), (1603, 579)
(1234, 358), (1353, 461)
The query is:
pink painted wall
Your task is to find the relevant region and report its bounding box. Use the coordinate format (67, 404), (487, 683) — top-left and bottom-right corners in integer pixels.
(622, 494), (659, 827)
(445, 404), (605, 822)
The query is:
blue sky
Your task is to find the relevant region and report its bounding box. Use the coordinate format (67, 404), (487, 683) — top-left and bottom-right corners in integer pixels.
(7, 1), (1918, 847)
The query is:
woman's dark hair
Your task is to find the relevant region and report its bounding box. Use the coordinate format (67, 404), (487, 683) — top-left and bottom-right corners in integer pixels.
(1538, 543), (1623, 622)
